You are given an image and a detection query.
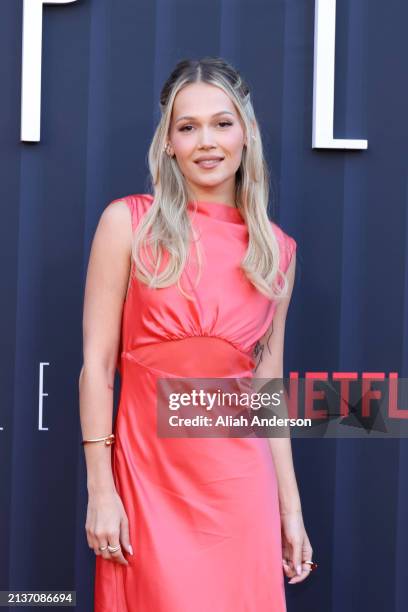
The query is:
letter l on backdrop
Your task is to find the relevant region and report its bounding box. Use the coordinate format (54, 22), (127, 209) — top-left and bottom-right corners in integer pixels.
(313, 0), (368, 149)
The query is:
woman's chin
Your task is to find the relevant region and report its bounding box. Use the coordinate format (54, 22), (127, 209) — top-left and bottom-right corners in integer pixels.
(189, 174), (230, 189)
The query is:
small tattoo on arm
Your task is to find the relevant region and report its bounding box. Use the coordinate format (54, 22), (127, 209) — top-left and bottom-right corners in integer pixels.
(253, 322), (274, 373)
(253, 340), (264, 373)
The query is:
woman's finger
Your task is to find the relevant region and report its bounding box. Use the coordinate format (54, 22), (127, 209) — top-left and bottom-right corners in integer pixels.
(96, 539), (109, 558)
(288, 563), (312, 584)
(98, 536), (112, 561)
(106, 539), (129, 566)
(282, 558), (296, 578)
(119, 515), (133, 557)
(288, 542), (315, 584)
(291, 539), (303, 578)
(85, 520), (100, 555)
(282, 540), (296, 577)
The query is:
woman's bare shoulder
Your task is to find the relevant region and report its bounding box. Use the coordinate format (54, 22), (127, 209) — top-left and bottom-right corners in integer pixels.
(103, 193), (154, 231)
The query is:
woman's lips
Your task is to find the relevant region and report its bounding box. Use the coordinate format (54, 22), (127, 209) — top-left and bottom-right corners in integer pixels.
(195, 158), (224, 169)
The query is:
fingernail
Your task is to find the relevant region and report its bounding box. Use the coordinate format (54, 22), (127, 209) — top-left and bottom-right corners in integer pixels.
(297, 565), (302, 575)
(128, 545), (133, 555)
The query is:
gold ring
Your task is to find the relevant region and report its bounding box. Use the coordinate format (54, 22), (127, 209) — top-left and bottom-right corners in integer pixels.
(107, 544), (121, 553)
(304, 560), (318, 571)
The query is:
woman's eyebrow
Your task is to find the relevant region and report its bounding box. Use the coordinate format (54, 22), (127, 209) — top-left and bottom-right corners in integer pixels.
(175, 110), (234, 123)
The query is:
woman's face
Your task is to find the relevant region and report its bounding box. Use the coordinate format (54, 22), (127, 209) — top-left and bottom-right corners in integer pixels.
(167, 82), (247, 202)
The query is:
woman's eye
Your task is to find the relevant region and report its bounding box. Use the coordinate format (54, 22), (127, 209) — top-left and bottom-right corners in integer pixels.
(179, 121), (233, 132)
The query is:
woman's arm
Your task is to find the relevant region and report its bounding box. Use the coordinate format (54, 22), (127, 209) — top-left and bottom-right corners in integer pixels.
(252, 253), (301, 515)
(252, 253), (313, 583)
(79, 200), (132, 494)
(79, 200), (134, 565)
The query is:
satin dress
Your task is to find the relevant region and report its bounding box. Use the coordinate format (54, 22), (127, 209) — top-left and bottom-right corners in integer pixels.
(94, 194), (297, 612)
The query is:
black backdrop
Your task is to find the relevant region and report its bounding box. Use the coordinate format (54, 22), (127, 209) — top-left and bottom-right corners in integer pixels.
(1, 1), (407, 611)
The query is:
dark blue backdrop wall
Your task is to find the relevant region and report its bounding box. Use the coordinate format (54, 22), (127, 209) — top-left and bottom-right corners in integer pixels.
(1, 0), (407, 611)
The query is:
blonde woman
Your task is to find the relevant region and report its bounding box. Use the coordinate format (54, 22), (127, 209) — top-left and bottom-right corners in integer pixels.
(79, 57), (316, 611)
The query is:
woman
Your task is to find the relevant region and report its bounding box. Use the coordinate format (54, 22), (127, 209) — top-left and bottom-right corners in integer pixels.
(79, 56), (316, 611)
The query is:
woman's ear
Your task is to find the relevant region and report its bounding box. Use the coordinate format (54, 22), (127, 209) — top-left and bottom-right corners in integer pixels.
(244, 120), (257, 146)
(164, 142), (174, 156)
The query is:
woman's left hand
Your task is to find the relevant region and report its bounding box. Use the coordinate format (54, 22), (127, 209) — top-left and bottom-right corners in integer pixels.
(280, 509), (314, 584)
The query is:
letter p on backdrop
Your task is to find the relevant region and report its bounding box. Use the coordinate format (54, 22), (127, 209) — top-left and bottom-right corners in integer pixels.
(20, 0), (78, 143)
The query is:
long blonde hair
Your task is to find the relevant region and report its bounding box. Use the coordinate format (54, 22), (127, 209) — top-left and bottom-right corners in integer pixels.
(132, 56), (289, 302)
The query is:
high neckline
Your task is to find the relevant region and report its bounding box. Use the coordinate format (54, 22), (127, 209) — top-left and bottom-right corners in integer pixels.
(187, 200), (244, 224)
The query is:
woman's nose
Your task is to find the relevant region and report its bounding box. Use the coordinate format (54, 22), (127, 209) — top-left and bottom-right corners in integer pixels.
(198, 127), (216, 147)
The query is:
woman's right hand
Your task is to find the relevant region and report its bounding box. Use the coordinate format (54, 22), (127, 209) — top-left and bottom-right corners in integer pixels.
(85, 488), (133, 566)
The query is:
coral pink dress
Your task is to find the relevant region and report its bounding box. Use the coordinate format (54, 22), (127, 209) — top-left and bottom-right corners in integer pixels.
(94, 194), (297, 612)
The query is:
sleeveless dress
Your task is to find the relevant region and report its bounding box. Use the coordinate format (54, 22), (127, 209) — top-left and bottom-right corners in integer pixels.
(94, 193), (297, 612)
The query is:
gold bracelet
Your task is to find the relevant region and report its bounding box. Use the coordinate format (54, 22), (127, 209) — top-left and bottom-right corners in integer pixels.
(81, 433), (115, 447)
